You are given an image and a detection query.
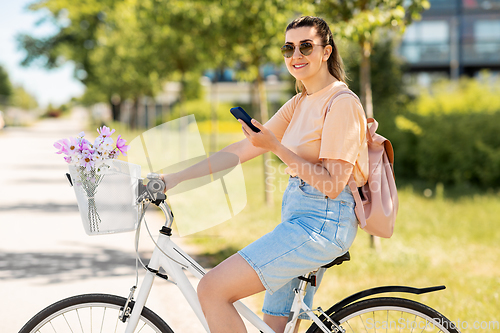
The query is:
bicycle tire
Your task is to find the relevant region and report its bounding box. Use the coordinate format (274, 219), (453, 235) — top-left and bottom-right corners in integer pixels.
(18, 293), (174, 333)
(306, 297), (460, 333)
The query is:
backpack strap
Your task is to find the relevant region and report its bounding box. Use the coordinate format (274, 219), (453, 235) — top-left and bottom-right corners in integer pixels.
(324, 89), (366, 228)
(348, 175), (366, 228)
(325, 90), (361, 114)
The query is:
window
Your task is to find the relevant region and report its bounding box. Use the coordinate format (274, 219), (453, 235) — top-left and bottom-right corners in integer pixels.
(401, 21), (450, 63)
(475, 20), (500, 41)
(473, 20), (500, 59)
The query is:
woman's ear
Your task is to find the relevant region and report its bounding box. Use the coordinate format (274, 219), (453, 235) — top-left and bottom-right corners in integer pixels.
(323, 45), (333, 61)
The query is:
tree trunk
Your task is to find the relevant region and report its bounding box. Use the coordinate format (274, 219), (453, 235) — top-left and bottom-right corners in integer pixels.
(256, 72), (274, 207)
(148, 98), (156, 129)
(110, 95), (121, 121)
(130, 97), (139, 130)
(179, 71), (188, 161)
(110, 101), (121, 122)
(360, 39), (380, 251)
(360, 39), (374, 119)
(210, 73), (219, 154)
(137, 97), (146, 129)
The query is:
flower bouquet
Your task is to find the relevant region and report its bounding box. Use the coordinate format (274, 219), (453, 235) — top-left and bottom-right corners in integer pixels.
(54, 126), (131, 234)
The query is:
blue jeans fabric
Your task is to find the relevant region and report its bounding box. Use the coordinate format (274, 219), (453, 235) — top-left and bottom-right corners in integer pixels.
(238, 176), (358, 319)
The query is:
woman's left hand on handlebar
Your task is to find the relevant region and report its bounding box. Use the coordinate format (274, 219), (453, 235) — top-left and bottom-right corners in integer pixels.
(160, 173), (180, 193)
(238, 119), (279, 152)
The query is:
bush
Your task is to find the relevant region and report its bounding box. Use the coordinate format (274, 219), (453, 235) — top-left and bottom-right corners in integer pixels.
(166, 98), (238, 123)
(396, 75), (500, 188)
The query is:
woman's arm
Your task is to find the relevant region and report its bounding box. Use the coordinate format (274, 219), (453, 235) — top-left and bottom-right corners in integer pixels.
(161, 138), (268, 191)
(240, 119), (353, 199)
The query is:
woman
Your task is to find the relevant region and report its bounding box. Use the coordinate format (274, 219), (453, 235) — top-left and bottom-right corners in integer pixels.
(161, 16), (368, 333)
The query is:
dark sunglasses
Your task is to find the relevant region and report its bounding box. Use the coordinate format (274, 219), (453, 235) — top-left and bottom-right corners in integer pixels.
(280, 42), (324, 58)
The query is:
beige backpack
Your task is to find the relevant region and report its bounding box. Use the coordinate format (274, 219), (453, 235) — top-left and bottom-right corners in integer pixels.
(327, 91), (399, 238)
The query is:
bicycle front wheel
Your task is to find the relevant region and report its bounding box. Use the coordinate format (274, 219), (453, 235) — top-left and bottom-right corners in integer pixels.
(19, 293), (174, 333)
(307, 297), (460, 333)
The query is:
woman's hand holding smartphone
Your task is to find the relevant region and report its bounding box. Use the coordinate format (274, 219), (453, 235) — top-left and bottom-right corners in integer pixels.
(230, 107), (261, 133)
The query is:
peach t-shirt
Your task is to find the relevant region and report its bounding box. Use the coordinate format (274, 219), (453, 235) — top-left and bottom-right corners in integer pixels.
(265, 81), (369, 187)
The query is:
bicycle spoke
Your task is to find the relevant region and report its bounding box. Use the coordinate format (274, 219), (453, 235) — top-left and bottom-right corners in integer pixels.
(114, 311), (119, 333)
(63, 313), (75, 333)
(346, 320), (355, 333)
(420, 320), (427, 333)
(100, 307), (105, 333)
(76, 309), (84, 333)
(137, 322), (147, 332)
(386, 310), (389, 333)
(49, 321), (56, 333)
(358, 313), (369, 333)
(399, 312), (403, 333)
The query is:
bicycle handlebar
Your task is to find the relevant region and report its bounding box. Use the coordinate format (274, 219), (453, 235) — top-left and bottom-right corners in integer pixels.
(137, 173), (166, 204)
(137, 173), (174, 229)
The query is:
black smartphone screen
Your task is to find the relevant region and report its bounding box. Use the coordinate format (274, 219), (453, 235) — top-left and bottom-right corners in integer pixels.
(230, 106), (261, 132)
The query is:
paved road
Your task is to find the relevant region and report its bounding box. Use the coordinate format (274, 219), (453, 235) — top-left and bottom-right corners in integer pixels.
(0, 109), (260, 332)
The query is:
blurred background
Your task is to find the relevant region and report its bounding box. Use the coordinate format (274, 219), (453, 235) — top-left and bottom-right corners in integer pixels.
(1, 0), (499, 332)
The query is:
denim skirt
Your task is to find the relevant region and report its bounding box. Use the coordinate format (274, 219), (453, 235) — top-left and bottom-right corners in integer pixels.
(238, 176), (358, 318)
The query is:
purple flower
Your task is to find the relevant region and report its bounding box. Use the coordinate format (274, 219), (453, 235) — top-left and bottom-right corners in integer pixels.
(97, 126), (115, 138)
(94, 136), (103, 147)
(79, 138), (92, 152)
(116, 135), (129, 156)
(56, 126), (131, 169)
(81, 151), (95, 171)
(67, 137), (79, 155)
(54, 138), (69, 155)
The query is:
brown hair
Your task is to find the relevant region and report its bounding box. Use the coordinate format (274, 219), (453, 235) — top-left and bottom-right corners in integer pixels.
(285, 16), (347, 94)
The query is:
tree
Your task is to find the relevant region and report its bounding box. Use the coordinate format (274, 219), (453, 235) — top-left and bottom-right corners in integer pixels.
(309, 0), (429, 118)
(341, 35), (410, 127)
(0, 65), (12, 106)
(134, 0), (222, 120)
(304, 0), (429, 250)
(214, 0), (294, 206)
(17, 0), (163, 125)
(11, 86), (39, 110)
(86, 0), (166, 127)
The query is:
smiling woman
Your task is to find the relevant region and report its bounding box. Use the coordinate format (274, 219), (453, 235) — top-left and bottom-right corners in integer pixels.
(282, 16), (347, 96)
(159, 16), (368, 333)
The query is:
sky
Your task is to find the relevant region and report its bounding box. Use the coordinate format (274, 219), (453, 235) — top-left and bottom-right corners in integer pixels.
(0, 0), (85, 107)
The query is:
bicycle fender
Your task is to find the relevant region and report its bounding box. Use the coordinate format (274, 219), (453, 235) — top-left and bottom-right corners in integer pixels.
(332, 285), (444, 313)
(304, 285), (446, 333)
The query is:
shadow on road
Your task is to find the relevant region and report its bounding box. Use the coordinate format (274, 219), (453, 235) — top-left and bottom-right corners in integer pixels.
(0, 246), (146, 284)
(0, 202), (78, 212)
(8, 164), (69, 170)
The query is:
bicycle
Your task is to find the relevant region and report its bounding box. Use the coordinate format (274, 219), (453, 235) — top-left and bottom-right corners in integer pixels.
(19, 171), (461, 333)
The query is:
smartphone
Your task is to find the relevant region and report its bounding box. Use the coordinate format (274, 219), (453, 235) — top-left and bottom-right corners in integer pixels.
(230, 106), (261, 132)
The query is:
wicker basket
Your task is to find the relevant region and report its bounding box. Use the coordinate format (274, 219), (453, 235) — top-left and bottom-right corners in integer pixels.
(68, 160), (141, 235)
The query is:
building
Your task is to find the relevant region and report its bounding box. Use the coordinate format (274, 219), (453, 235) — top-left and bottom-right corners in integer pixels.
(399, 0), (500, 79)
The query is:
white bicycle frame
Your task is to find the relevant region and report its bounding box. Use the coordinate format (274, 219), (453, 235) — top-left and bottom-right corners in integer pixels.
(124, 201), (336, 333)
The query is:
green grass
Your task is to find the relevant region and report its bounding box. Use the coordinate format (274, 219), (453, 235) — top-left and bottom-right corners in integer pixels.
(96, 121), (500, 332)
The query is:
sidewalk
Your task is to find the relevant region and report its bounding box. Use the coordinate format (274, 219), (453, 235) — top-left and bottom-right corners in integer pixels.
(0, 109), (260, 332)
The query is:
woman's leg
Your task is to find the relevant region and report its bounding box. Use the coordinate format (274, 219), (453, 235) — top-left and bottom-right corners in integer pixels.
(197, 253), (266, 333)
(263, 314), (301, 333)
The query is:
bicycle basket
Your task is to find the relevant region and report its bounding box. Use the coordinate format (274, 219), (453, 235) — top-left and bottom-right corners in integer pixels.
(68, 160), (142, 235)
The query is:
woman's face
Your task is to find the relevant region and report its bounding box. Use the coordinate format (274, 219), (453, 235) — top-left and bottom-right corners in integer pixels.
(283, 26), (331, 83)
